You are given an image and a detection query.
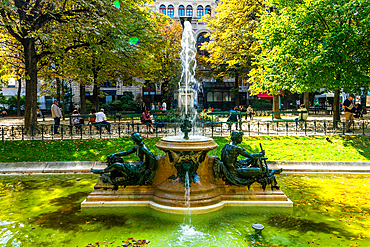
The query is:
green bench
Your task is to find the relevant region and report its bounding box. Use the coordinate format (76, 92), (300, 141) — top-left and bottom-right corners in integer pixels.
(268, 110), (307, 121)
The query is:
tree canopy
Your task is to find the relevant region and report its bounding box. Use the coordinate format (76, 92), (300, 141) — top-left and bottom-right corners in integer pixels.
(143, 20), (182, 100)
(0, 0), (163, 125)
(201, 0), (264, 79)
(249, 0), (370, 120)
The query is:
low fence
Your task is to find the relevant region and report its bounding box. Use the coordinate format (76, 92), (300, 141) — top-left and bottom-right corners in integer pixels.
(1, 119), (369, 141)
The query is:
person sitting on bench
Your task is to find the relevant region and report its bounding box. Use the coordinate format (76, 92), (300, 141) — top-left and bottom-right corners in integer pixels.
(354, 103), (363, 118)
(295, 104), (308, 121)
(92, 108), (111, 134)
(72, 110), (83, 133)
(141, 109), (154, 134)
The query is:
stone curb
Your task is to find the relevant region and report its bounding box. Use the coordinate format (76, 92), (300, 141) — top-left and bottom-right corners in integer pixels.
(1, 160), (370, 174)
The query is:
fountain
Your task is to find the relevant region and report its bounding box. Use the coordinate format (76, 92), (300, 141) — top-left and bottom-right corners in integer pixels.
(82, 20), (292, 213)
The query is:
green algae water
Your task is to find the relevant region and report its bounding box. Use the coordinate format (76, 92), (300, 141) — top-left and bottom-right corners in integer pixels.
(1, 174), (369, 246)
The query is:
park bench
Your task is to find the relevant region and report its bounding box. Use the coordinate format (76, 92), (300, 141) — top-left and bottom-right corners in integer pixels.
(66, 114), (95, 125)
(66, 114), (112, 133)
(113, 111), (135, 122)
(126, 113), (167, 133)
(268, 110), (307, 122)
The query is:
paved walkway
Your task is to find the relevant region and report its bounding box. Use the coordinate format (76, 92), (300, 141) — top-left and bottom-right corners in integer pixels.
(1, 114), (369, 126)
(1, 160), (370, 174)
(1, 114), (369, 140)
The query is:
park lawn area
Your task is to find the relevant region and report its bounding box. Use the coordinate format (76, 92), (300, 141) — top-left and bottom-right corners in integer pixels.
(0, 135), (369, 163)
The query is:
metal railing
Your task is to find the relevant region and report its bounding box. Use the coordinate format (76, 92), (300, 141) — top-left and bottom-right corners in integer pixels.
(1, 119), (369, 141)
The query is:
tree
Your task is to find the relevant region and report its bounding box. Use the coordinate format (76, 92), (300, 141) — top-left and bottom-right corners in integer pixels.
(0, 0), (151, 125)
(201, 0), (264, 105)
(0, 33), (25, 116)
(59, 2), (164, 111)
(142, 20), (182, 103)
(249, 0), (370, 123)
(0, 92), (6, 106)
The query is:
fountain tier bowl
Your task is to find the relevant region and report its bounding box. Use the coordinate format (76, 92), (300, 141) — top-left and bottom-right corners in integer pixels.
(155, 135), (218, 151)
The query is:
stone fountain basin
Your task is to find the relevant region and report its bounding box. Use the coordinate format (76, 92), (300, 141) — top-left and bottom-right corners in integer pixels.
(155, 135), (218, 151)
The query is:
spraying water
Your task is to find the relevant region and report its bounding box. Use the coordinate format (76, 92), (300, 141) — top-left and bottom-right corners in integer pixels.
(184, 171), (191, 217)
(178, 21), (201, 123)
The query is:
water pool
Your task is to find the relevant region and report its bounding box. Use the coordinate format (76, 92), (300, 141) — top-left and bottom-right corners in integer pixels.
(1, 174), (369, 246)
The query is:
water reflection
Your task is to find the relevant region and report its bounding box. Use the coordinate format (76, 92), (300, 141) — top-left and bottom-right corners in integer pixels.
(0, 174), (369, 246)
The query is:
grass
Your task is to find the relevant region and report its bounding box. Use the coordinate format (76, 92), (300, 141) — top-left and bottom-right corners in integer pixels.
(0, 135), (369, 163)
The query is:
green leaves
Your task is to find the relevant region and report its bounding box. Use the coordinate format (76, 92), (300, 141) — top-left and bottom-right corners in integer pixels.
(202, 0), (264, 78)
(250, 0), (370, 95)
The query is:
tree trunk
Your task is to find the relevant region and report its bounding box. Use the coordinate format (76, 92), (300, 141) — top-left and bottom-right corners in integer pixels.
(23, 39), (38, 126)
(56, 78), (61, 102)
(61, 79), (65, 120)
(333, 89), (340, 128)
(235, 73), (240, 106)
(16, 78), (22, 116)
(92, 81), (100, 110)
(80, 84), (87, 114)
(304, 91), (309, 107)
(273, 94), (281, 119)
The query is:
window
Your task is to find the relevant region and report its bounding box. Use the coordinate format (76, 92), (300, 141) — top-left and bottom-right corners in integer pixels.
(214, 92), (222, 102)
(207, 92), (213, 102)
(205, 5), (211, 15)
(102, 82), (112, 88)
(230, 92), (235, 101)
(167, 5), (174, 17)
(197, 6), (203, 18)
(160, 5), (166, 15)
(186, 5), (193, 17)
(197, 32), (210, 56)
(179, 5), (185, 17)
(223, 92), (231, 102)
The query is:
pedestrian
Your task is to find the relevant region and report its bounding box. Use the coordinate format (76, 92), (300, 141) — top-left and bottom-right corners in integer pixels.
(94, 108), (111, 134)
(227, 106), (238, 130)
(246, 105), (254, 120)
(73, 103), (80, 112)
(51, 99), (63, 134)
(151, 102), (155, 111)
(136, 102), (141, 114)
(157, 102), (161, 111)
(238, 105), (245, 120)
(140, 102), (147, 113)
(342, 94), (355, 133)
(162, 99), (167, 112)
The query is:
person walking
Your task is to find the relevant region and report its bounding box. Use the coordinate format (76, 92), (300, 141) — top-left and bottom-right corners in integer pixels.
(156, 102), (161, 111)
(140, 102), (147, 113)
(342, 94), (355, 133)
(238, 105), (245, 120)
(162, 99), (167, 112)
(246, 105), (254, 120)
(51, 99), (63, 134)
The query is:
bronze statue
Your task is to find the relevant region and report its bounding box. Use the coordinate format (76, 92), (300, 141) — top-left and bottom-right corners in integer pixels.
(213, 130), (282, 190)
(91, 132), (157, 189)
(180, 115), (192, 140)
